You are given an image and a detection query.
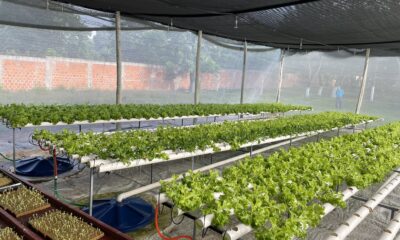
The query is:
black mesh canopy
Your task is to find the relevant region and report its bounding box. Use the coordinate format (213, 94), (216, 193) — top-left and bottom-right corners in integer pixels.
(50, 0), (400, 50)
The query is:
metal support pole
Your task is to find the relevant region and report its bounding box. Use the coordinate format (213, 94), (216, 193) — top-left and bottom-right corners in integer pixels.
(89, 167), (94, 216)
(194, 30), (202, 105)
(115, 11), (122, 105)
(276, 49), (286, 103)
(150, 164), (153, 184)
(12, 128), (16, 172)
(115, 11), (122, 130)
(191, 157), (195, 170)
(240, 41), (247, 104)
(78, 124), (82, 133)
(210, 154), (213, 164)
(337, 127), (340, 137)
(193, 220), (197, 240)
(249, 146), (253, 157)
(355, 48), (371, 114)
(138, 121), (141, 129)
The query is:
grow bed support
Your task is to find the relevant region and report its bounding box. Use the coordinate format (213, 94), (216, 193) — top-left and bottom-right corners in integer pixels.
(12, 127), (16, 171)
(327, 170), (400, 240)
(350, 195), (399, 219)
(87, 120), (376, 172)
(116, 134), (313, 203)
(378, 211), (400, 240)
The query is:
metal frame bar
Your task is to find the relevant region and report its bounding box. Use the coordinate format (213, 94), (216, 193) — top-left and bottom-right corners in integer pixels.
(194, 30), (202, 104)
(115, 11), (122, 105)
(240, 41), (247, 104)
(89, 167), (94, 216)
(12, 128), (16, 172)
(276, 49), (285, 103)
(355, 48), (370, 114)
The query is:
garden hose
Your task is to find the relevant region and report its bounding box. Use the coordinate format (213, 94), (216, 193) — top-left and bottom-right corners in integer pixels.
(155, 203), (192, 240)
(50, 145), (86, 208)
(0, 152), (14, 161)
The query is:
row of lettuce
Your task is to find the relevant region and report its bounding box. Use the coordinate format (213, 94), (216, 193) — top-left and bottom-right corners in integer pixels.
(161, 121), (400, 239)
(0, 103), (311, 128)
(33, 112), (376, 163)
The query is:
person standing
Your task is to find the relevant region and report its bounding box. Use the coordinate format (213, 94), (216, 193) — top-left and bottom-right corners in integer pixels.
(336, 86), (344, 109)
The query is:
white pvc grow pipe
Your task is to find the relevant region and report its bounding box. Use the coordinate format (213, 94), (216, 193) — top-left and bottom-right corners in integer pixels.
(223, 186), (360, 240)
(12, 109), (305, 128)
(92, 134), (295, 170)
(114, 120), (377, 203)
(91, 122), (370, 171)
(327, 172), (400, 240)
(378, 211), (400, 240)
(116, 135), (312, 202)
(323, 186), (359, 216)
(223, 224), (253, 240)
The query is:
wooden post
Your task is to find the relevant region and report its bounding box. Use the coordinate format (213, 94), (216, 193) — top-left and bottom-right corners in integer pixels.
(240, 41), (247, 104)
(276, 49), (285, 102)
(194, 30), (202, 104)
(355, 48), (371, 114)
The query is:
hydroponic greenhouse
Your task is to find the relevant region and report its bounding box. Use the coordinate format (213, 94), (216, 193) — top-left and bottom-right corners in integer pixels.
(0, 1), (400, 240)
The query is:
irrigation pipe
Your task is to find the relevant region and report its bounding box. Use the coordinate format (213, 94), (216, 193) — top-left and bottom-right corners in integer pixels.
(116, 134), (312, 202)
(327, 171), (400, 240)
(378, 211), (400, 240)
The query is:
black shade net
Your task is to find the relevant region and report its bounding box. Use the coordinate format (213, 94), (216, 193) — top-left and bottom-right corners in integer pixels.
(42, 0), (400, 51)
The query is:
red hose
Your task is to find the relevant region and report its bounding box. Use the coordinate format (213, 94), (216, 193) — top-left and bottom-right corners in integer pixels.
(38, 141), (50, 151)
(155, 204), (193, 240)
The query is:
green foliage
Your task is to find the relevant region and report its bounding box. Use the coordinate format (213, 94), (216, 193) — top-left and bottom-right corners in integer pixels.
(0, 103), (310, 128)
(161, 122), (400, 239)
(33, 112), (375, 164)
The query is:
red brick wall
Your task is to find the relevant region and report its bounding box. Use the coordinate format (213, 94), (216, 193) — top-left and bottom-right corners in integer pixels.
(92, 63), (116, 90)
(52, 61), (88, 90)
(0, 55), (276, 92)
(2, 58), (46, 91)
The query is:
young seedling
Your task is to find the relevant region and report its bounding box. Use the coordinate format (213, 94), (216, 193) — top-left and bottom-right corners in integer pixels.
(29, 210), (104, 240)
(0, 227), (22, 240)
(0, 173), (13, 187)
(0, 186), (50, 217)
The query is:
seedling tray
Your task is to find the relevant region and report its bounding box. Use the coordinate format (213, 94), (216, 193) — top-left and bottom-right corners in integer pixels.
(0, 186), (51, 218)
(29, 210), (104, 240)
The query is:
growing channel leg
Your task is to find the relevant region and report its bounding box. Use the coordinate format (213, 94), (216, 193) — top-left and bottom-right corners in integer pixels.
(150, 164), (153, 184)
(193, 219), (197, 240)
(89, 167), (94, 216)
(337, 127), (340, 137)
(12, 128), (16, 172)
(191, 157), (195, 170)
